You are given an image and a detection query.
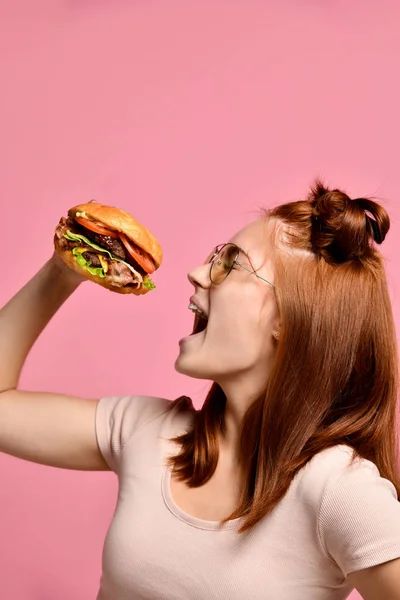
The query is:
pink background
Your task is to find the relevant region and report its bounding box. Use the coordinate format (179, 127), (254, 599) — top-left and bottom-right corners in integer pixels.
(1, 1), (400, 598)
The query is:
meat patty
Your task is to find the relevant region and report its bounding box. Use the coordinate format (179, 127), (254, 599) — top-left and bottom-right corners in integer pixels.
(82, 252), (101, 268)
(82, 229), (127, 260)
(107, 260), (139, 287)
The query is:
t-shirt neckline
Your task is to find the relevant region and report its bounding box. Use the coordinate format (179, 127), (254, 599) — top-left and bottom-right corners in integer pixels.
(161, 466), (242, 531)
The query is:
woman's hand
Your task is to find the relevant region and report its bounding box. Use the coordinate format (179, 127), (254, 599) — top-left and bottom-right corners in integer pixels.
(48, 251), (86, 286)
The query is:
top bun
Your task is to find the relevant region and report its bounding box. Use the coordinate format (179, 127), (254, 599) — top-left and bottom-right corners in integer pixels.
(68, 201), (163, 269)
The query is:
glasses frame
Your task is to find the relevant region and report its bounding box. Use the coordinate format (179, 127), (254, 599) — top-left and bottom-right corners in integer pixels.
(209, 243), (275, 287)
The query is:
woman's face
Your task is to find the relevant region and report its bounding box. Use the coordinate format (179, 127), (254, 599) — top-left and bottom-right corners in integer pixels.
(175, 218), (281, 392)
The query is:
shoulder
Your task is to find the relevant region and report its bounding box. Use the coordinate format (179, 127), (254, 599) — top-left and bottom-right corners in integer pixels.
(95, 394), (195, 471)
(97, 394), (195, 436)
(295, 445), (356, 501)
(294, 445), (398, 511)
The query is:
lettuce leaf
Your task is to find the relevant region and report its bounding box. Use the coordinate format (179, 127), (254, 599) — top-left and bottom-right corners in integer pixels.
(142, 277), (156, 290)
(65, 230), (116, 259)
(65, 230), (156, 289)
(72, 247), (106, 278)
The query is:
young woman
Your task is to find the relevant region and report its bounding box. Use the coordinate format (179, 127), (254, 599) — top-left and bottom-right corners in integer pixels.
(1, 181), (400, 600)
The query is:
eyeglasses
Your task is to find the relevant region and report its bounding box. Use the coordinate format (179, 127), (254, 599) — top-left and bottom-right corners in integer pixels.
(207, 243), (275, 287)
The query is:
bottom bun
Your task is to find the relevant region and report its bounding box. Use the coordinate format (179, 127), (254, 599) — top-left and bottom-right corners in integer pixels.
(54, 239), (149, 295)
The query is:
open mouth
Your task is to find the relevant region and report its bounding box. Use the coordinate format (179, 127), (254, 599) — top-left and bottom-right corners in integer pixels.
(191, 313), (208, 335)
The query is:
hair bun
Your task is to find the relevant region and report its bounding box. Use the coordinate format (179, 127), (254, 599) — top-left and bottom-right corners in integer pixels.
(308, 180), (390, 263)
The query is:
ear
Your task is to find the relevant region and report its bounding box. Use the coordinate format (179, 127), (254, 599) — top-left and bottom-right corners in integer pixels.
(272, 316), (281, 340)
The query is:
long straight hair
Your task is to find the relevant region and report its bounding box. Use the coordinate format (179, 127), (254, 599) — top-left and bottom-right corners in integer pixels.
(169, 181), (400, 533)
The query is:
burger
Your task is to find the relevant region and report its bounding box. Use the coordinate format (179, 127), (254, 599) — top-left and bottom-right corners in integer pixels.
(54, 201), (162, 294)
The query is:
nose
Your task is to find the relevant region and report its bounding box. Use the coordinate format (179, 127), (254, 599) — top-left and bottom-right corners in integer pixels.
(187, 262), (211, 289)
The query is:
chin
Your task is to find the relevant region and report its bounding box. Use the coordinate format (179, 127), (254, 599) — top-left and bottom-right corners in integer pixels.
(174, 353), (213, 380)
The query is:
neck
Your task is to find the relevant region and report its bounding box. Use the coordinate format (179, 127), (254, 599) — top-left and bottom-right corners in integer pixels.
(217, 372), (267, 459)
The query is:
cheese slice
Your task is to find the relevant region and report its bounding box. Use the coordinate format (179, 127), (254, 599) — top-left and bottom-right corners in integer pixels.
(98, 254), (109, 273)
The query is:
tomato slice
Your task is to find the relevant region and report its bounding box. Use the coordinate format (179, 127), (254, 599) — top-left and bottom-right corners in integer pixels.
(120, 234), (156, 274)
(74, 216), (119, 239)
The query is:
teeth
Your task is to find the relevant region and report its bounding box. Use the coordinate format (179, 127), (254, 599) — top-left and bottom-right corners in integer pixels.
(188, 302), (203, 314)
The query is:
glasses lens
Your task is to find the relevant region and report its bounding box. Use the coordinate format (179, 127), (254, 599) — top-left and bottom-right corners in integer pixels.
(210, 244), (239, 284)
(206, 247), (219, 264)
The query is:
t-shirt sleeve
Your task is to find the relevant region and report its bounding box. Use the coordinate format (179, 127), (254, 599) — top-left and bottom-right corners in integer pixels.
(95, 395), (173, 473)
(318, 457), (400, 577)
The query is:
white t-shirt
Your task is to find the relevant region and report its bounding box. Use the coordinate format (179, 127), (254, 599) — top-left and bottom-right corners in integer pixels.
(94, 394), (400, 600)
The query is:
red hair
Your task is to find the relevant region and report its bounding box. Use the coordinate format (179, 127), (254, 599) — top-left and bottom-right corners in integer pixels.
(169, 181), (400, 533)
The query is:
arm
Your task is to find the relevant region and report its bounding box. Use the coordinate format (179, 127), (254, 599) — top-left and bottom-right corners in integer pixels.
(0, 253), (109, 470)
(348, 557), (400, 600)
